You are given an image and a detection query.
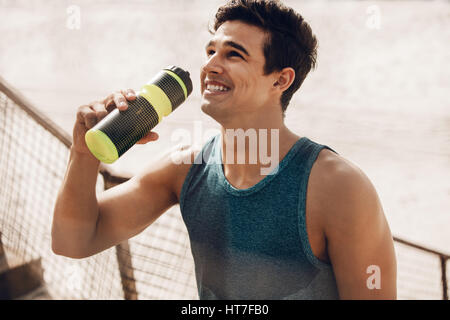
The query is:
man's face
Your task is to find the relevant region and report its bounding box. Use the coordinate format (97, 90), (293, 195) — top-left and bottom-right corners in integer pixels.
(200, 20), (277, 122)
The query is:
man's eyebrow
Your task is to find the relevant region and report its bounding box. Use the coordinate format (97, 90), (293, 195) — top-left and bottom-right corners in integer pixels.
(226, 41), (250, 57)
(205, 40), (250, 57)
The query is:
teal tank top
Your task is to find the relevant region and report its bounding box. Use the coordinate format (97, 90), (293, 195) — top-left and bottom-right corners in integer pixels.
(179, 134), (340, 300)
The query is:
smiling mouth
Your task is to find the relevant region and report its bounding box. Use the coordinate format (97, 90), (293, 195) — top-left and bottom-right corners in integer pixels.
(206, 83), (230, 92)
(204, 83), (231, 96)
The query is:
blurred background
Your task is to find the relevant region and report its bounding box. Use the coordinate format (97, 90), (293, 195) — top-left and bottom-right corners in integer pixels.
(0, 0), (449, 299)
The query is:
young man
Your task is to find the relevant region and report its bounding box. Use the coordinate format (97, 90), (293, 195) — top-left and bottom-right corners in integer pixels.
(52, 0), (397, 299)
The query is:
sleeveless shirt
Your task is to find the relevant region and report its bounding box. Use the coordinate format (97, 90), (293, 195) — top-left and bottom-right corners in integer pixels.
(179, 134), (340, 299)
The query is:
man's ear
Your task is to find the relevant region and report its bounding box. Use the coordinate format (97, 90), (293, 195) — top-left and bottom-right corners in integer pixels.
(273, 67), (295, 92)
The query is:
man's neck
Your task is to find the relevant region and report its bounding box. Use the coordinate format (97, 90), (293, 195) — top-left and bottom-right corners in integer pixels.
(219, 123), (300, 189)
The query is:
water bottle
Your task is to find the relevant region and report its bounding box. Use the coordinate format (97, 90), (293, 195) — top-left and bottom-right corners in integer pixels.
(85, 66), (193, 164)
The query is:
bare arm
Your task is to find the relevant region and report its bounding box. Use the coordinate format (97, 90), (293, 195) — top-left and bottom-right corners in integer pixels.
(322, 159), (397, 299)
(83, 149), (179, 257)
(52, 89), (163, 258)
(51, 147), (101, 258)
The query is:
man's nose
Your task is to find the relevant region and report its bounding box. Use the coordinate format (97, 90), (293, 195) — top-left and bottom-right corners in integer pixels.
(201, 54), (224, 74)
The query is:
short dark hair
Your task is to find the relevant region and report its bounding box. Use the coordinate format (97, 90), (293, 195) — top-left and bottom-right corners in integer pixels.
(212, 0), (318, 116)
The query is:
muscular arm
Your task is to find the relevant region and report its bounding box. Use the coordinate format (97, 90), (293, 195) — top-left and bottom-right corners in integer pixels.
(322, 159), (397, 299)
(52, 147), (179, 258)
(51, 147), (102, 258)
(52, 89), (191, 259)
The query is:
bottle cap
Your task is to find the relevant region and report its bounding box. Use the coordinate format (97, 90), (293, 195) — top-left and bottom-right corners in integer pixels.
(164, 66), (193, 97)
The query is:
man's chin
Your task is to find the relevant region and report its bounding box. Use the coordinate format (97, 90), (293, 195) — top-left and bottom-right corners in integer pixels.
(200, 101), (227, 121)
(200, 98), (216, 110)
(200, 101), (213, 115)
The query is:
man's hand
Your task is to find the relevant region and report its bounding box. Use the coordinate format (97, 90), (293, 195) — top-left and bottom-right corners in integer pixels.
(73, 89), (159, 157)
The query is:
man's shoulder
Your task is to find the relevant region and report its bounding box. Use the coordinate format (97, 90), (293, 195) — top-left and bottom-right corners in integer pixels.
(165, 143), (203, 166)
(135, 143), (204, 201)
(160, 143), (204, 202)
(311, 147), (382, 224)
(313, 148), (367, 189)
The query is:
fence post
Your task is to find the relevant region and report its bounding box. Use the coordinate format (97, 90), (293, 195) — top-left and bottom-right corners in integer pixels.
(441, 256), (448, 300)
(116, 241), (138, 300)
(101, 170), (138, 300)
(0, 232), (8, 272)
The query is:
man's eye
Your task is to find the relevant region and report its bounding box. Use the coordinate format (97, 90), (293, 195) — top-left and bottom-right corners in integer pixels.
(206, 50), (215, 56)
(228, 51), (243, 58)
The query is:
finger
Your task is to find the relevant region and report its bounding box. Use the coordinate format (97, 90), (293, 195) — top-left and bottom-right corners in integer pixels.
(91, 102), (108, 122)
(122, 89), (137, 101)
(84, 107), (98, 129)
(103, 94), (116, 112)
(77, 105), (97, 129)
(113, 91), (129, 111)
(77, 105), (92, 125)
(136, 131), (159, 144)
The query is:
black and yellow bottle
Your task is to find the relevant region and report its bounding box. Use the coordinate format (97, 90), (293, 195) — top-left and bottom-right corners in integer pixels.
(85, 66), (193, 164)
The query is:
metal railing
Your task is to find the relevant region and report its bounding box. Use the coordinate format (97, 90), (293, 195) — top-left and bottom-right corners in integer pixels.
(0, 75), (448, 299)
(0, 75), (197, 299)
(393, 236), (448, 300)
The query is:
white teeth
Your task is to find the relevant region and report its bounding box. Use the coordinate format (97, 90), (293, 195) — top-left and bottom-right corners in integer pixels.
(206, 84), (230, 92)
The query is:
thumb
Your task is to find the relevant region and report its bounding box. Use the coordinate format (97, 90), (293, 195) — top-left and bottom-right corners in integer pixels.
(137, 131), (159, 144)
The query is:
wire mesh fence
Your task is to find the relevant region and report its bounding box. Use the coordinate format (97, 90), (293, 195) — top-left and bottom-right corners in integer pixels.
(0, 88), (124, 299)
(125, 209), (198, 300)
(394, 240), (447, 300)
(0, 76), (448, 300)
(0, 76), (198, 300)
